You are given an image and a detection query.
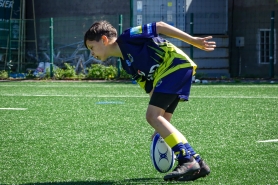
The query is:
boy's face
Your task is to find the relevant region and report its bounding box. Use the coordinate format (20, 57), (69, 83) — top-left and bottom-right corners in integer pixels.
(86, 36), (108, 61)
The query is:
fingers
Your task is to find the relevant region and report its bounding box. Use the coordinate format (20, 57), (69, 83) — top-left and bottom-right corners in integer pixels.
(206, 41), (216, 45)
(205, 42), (216, 48)
(203, 37), (216, 51)
(203, 47), (216, 51)
(193, 36), (216, 51)
(202, 45), (216, 51)
(204, 36), (213, 40)
(204, 36), (216, 45)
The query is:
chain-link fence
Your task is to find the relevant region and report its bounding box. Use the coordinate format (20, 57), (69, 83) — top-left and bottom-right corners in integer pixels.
(0, 0), (277, 78)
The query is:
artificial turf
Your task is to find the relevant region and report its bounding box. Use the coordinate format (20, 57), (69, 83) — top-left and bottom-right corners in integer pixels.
(0, 81), (277, 185)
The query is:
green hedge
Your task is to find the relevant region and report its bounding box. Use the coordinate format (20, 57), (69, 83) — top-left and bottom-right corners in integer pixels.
(1, 64), (132, 80)
(0, 70), (8, 79)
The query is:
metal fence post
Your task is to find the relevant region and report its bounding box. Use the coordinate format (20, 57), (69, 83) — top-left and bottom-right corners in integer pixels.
(130, 0), (133, 27)
(119, 14), (123, 34)
(190, 13), (194, 60)
(270, 11), (275, 78)
(117, 14), (123, 78)
(50, 17), (54, 78)
(8, 18), (12, 77)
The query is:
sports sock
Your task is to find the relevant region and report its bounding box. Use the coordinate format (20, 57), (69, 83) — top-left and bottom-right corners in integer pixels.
(164, 133), (191, 162)
(184, 143), (201, 163)
(177, 132), (201, 162)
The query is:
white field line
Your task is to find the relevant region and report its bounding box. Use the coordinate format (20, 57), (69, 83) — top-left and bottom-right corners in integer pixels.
(1, 94), (278, 99)
(193, 85), (278, 88)
(191, 95), (278, 99)
(0, 84), (139, 88)
(257, 139), (278, 143)
(0, 84), (277, 88)
(0, 94), (148, 98)
(0, 108), (27, 110)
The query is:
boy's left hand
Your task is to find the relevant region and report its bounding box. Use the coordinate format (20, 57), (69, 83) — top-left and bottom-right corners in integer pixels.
(191, 36), (216, 51)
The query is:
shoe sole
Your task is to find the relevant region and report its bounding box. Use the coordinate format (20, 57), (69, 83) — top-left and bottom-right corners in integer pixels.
(163, 166), (200, 181)
(179, 170), (210, 181)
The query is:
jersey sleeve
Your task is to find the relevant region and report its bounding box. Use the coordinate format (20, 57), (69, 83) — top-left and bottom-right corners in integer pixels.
(123, 22), (158, 39)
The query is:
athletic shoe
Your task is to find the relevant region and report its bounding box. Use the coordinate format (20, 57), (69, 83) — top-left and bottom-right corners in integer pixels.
(178, 159), (210, 181)
(163, 158), (200, 181)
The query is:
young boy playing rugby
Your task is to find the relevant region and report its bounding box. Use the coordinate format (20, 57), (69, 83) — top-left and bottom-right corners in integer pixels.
(84, 21), (216, 181)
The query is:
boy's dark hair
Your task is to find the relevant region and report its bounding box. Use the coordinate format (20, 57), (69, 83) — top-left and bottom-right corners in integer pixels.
(84, 20), (117, 49)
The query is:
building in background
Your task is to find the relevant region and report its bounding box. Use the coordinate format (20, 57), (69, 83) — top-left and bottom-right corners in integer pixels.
(132, 0), (229, 78)
(228, 0), (277, 78)
(0, 0), (277, 78)
(0, 0), (20, 71)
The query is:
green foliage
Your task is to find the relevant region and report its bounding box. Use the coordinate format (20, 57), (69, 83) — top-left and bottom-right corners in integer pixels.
(104, 65), (117, 80)
(53, 68), (64, 80)
(0, 63), (130, 81)
(221, 75), (227, 80)
(25, 70), (37, 79)
(76, 73), (86, 80)
(44, 68), (51, 79)
(0, 70), (8, 79)
(53, 63), (77, 79)
(234, 78), (242, 83)
(120, 68), (132, 79)
(87, 64), (105, 79)
(62, 63), (77, 78)
(87, 64), (117, 80)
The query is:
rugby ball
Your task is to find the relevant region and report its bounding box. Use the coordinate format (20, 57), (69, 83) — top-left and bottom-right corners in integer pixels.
(150, 133), (175, 173)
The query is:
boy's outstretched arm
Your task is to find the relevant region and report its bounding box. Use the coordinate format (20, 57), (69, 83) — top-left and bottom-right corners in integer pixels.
(156, 21), (216, 51)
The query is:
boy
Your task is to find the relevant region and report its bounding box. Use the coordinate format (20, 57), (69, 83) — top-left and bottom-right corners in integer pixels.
(84, 21), (216, 181)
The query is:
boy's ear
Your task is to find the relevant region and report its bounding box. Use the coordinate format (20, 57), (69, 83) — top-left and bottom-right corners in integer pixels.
(101, 35), (109, 45)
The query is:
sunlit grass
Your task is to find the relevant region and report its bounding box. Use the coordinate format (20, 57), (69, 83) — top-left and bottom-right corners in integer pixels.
(0, 81), (277, 184)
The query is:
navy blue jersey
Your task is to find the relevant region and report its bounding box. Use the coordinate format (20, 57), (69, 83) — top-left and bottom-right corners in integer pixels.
(116, 22), (197, 95)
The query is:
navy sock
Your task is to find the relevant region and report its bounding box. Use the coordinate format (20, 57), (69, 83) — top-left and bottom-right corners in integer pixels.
(172, 143), (191, 162)
(184, 143), (201, 162)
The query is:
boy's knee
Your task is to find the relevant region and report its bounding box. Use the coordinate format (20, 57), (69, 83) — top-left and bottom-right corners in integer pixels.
(146, 110), (160, 125)
(146, 111), (154, 124)
(146, 105), (165, 126)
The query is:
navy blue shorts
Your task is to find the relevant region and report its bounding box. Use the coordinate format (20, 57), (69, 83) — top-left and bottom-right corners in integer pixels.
(154, 67), (193, 101)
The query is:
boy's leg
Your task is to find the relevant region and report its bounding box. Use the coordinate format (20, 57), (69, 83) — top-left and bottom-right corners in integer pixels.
(162, 99), (210, 181)
(147, 93), (200, 180)
(163, 99), (201, 163)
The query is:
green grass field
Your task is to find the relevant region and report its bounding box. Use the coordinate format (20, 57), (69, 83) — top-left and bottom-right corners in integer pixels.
(0, 81), (277, 185)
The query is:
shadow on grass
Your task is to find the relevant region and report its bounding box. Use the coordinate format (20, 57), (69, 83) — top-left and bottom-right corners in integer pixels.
(123, 178), (166, 184)
(19, 178), (164, 185)
(20, 181), (115, 185)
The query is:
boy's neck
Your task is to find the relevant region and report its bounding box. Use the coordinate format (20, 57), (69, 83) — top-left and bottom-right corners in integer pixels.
(110, 39), (123, 59)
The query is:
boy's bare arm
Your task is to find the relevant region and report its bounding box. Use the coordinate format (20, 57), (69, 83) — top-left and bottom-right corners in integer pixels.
(156, 21), (216, 51)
